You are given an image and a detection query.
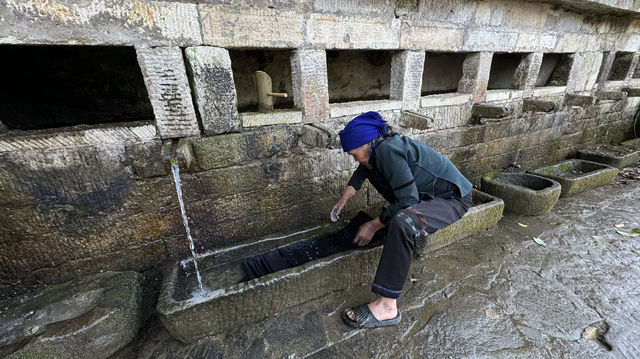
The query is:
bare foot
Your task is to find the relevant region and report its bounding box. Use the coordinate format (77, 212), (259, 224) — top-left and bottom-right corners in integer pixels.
(347, 297), (397, 322)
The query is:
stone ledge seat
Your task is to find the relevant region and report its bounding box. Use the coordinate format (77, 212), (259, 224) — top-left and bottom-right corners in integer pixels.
(577, 145), (640, 169)
(156, 189), (504, 343)
(527, 159), (619, 197)
(481, 171), (561, 216)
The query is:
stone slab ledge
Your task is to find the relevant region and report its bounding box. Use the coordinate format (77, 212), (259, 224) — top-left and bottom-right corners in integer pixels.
(485, 90), (524, 103)
(240, 110), (303, 128)
(329, 100), (402, 118)
(0, 124), (157, 153)
(532, 86), (567, 98)
(420, 93), (473, 108)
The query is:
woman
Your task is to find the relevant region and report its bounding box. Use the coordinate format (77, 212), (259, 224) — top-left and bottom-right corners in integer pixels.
(332, 111), (473, 329)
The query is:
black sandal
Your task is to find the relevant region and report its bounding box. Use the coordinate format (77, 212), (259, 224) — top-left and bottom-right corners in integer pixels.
(342, 304), (402, 328)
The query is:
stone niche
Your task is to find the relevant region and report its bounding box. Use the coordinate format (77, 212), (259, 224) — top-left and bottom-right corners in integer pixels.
(326, 50), (393, 103)
(421, 52), (466, 95)
(536, 53), (574, 87)
(0, 45), (154, 131)
(607, 51), (634, 81)
(487, 53), (527, 90)
(228, 49), (295, 112)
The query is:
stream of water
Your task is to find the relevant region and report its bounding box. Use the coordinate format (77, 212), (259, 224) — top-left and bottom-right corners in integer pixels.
(170, 162), (204, 292)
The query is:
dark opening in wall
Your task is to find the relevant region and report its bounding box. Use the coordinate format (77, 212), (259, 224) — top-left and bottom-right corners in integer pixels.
(0, 45), (153, 131)
(421, 52), (465, 96)
(487, 53), (526, 90)
(327, 50), (392, 103)
(608, 52), (634, 81)
(228, 49), (294, 112)
(536, 53), (573, 87)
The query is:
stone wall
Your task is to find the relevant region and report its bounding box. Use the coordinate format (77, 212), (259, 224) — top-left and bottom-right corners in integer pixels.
(1, 0), (640, 296)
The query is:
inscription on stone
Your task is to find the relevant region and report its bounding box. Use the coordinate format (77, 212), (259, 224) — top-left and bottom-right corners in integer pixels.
(199, 5), (304, 48)
(136, 47), (200, 139)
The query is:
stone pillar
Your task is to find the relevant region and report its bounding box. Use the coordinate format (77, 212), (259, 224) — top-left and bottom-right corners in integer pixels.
(390, 51), (425, 111)
(567, 52), (604, 94)
(624, 53), (640, 82)
(515, 52), (544, 97)
(291, 50), (330, 123)
(595, 51), (616, 90)
(458, 52), (493, 103)
(136, 46), (200, 139)
(184, 47), (240, 135)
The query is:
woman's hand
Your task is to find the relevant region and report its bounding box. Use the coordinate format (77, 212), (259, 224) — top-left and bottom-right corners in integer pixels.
(330, 201), (345, 222)
(354, 218), (385, 246)
(330, 186), (357, 222)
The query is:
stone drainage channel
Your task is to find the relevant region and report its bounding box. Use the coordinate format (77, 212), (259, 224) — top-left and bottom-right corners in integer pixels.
(122, 169), (640, 358)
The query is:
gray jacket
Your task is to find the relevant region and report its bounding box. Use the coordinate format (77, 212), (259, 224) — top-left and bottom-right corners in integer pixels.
(347, 134), (472, 224)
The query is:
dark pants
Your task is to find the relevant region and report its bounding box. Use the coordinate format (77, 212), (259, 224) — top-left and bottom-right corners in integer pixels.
(371, 183), (472, 299)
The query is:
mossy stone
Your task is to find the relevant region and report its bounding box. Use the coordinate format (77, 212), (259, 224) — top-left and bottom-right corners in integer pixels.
(528, 159), (619, 197)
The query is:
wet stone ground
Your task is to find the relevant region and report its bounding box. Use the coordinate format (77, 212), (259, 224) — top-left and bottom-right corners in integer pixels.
(117, 170), (640, 359)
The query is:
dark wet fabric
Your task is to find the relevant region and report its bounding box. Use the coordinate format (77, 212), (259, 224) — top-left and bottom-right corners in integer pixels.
(242, 211), (385, 281)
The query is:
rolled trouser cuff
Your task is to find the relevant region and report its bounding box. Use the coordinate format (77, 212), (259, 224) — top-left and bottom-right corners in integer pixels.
(371, 283), (402, 299)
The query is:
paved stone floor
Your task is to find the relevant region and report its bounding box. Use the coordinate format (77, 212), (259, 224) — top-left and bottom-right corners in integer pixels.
(117, 171), (640, 359)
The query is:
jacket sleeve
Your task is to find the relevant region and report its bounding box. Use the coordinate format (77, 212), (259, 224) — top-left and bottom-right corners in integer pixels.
(376, 144), (420, 224)
(347, 163), (368, 190)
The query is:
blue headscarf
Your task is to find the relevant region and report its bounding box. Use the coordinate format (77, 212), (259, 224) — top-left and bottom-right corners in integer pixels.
(339, 111), (388, 152)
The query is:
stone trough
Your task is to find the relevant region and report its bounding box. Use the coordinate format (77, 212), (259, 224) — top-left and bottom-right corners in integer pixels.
(577, 145), (640, 169)
(156, 189), (504, 343)
(528, 159), (619, 197)
(0, 272), (142, 359)
(481, 172), (561, 215)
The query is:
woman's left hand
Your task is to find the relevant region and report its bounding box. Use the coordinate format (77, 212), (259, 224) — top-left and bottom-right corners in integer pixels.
(354, 218), (385, 246)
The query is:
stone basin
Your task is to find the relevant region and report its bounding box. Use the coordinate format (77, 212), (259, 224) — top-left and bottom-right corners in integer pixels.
(577, 145), (640, 169)
(528, 159), (619, 197)
(156, 189), (504, 343)
(0, 272), (142, 359)
(481, 172), (561, 215)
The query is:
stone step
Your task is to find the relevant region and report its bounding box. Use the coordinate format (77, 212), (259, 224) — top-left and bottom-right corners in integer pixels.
(622, 87), (640, 97)
(595, 90), (627, 101)
(564, 94), (595, 107)
(522, 99), (558, 113)
(471, 104), (512, 119)
(400, 111), (435, 130)
(156, 189), (504, 343)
